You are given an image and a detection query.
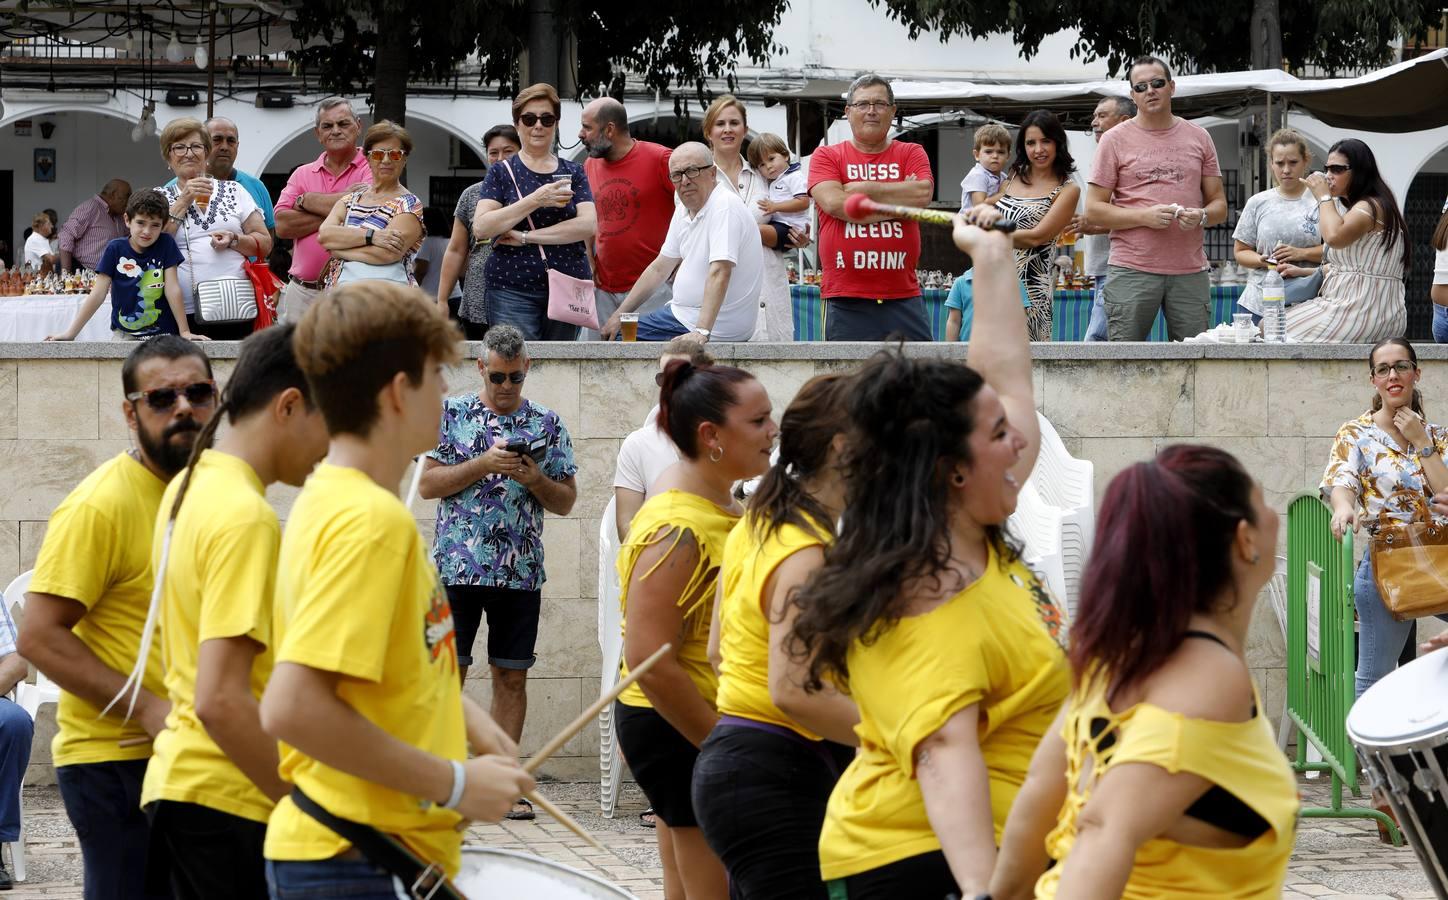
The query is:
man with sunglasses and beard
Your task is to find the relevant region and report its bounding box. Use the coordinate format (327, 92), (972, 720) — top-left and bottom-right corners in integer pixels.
(418, 324), (576, 820)
(20, 336), (216, 900)
(1085, 55), (1228, 342)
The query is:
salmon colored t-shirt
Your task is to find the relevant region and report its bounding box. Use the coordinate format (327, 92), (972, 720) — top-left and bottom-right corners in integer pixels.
(809, 140), (934, 300)
(1088, 118), (1221, 275)
(584, 140), (676, 293)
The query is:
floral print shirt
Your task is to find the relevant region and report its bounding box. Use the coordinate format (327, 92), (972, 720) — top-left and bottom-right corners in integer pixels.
(1320, 412), (1448, 530)
(427, 395), (576, 589)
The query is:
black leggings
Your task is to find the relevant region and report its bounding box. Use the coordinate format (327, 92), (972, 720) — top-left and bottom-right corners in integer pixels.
(830, 850), (957, 899)
(691, 722), (852, 899)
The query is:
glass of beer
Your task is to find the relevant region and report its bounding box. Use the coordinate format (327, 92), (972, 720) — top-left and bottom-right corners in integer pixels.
(620, 313), (639, 342)
(194, 176), (214, 212)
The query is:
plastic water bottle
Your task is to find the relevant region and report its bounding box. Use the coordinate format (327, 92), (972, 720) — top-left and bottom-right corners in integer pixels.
(1261, 267), (1286, 342)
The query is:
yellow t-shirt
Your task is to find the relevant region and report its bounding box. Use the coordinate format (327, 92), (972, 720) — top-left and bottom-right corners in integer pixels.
(140, 450), (279, 823)
(30, 452), (167, 766)
(818, 546), (1069, 880)
(263, 463), (467, 876)
(1034, 675), (1299, 899)
(616, 489), (739, 709)
(715, 514), (827, 739)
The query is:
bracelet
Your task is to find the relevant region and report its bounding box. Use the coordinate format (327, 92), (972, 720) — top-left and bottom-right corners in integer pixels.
(169, 212), (185, 223)
(442, 759), (466, 810)
(229, 234), (240, 250)
(1318, 197), (1334, 205)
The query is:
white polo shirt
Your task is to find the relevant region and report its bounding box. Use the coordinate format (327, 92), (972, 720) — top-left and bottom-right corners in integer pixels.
(662, 184), (763, 342)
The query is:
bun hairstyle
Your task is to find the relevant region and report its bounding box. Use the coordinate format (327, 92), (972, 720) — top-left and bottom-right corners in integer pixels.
(655, 358), (756, 459)
(1069, 444), (1257, 700)
(787, 349), (1017, 693)
(747, 373), (855, 544)
(1368, 337), (1426, 419)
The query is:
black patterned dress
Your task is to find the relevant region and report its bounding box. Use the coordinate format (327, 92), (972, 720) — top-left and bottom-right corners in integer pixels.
(996, 183), (1065, 341)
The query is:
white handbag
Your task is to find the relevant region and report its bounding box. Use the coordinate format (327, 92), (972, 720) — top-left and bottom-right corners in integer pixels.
(184, 220), (258, 326)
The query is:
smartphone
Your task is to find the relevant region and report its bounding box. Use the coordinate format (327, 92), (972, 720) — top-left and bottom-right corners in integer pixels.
(504, 437), (548, 463)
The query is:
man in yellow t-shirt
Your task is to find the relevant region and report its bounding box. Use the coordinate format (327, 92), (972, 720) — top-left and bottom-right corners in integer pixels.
(20, 335), (216, 900)
(259, 282), (533, 895)
(141, 324), (330, 900)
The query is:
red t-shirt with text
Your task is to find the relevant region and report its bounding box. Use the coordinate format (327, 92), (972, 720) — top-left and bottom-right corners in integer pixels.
(584, 141), (675, 293)
(808, 140), (934, 299)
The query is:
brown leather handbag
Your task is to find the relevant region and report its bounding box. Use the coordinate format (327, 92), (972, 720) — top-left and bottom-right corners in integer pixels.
(1369, 500), (1448, 621)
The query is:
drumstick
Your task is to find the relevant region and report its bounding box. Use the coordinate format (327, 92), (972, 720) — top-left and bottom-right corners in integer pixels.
(524, 641), (672, 774)
(842, 192), (1018, 233)
(119, 736), (151, 748)
(524, 790), (606, 852)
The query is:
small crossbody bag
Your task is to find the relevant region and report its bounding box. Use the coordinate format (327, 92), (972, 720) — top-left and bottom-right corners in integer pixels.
(501, 158), (598, 330)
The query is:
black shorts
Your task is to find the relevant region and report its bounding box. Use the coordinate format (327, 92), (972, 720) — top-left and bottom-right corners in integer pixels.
(768, 221), (792, 250)
(146, 799), (267, 900)
(614, 701), (701, 827)
(829, 849), (956, 899)
(445, 584), (541, 669)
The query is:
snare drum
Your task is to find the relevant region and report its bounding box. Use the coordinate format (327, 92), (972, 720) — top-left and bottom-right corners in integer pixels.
(1347, 648), (1448, 898)
(454, 848), (637, 899)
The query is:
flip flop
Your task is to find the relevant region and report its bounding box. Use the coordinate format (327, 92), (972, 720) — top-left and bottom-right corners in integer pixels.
(505, 797), (535, 821)
(639, 807), (656, 829)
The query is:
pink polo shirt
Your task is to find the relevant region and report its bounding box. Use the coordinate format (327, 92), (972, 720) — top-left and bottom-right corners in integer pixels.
(276, 149), (372, 282)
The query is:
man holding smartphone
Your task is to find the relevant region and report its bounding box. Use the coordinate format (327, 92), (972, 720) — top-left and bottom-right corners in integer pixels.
(417, 324), (577, 819)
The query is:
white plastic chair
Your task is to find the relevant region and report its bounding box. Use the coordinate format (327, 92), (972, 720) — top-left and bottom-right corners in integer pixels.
(1008, 480), (1070, 619)
(3, 569), (50, 884)
(1265, 555), (1292, 750)
(596, 498), (625, 817)
(1028, 413), (1095, 619)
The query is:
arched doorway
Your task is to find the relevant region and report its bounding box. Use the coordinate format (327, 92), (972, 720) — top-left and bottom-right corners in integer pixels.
(1406, 143), (1448, 340)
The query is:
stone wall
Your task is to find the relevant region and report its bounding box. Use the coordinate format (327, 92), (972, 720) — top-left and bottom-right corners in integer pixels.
(6, 340), (1434, 784)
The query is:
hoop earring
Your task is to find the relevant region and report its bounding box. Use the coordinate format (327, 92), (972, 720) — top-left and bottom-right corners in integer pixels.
(709, 445), (724, 463)
(952, 473), (966, 487)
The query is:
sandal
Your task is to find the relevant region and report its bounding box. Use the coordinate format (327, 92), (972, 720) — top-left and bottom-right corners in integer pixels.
(505, 797), (535, 821)
(639, 807), (656, 829)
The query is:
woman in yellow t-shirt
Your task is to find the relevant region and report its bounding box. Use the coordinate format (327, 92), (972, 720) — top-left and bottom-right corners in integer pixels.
(789, 213), (1067, 899)
(693, 372), (860, 899)
(615, 359), (778, 900)
(990, 445), (1299, 900)
(140, 323), (331, 898)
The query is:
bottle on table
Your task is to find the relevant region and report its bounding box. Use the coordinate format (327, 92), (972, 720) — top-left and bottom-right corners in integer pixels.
(1261, 267), (1287, 343)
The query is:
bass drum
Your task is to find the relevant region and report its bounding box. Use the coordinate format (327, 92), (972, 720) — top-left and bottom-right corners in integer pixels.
(1347, 647), (1448, 898)
(454, 848), (637, 899)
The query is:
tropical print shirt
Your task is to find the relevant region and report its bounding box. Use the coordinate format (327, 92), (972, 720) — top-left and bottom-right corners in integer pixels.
(428, 395), (576, 589)
(1321, 412), (1448, 530)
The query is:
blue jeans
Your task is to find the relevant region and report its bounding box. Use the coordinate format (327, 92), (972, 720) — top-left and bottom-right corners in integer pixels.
(484, 286), (579, 341)
(1084, 274), (1109, 341)
(626, 304), (691, 342)
(55, 759), (168, 900)
(267, 857), (407, 899)
(1354, 552), (1448, 698)
(0, 698), (33, 842)
(1433, 304), (1448, 344)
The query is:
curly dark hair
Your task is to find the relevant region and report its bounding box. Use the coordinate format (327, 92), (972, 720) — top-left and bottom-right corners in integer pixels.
(787, 349), (1018, 693)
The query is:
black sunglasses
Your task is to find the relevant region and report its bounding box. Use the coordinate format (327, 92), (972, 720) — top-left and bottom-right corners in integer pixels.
(126, 380), (217, 412)
(518, 113), (558, 127)
(488, 371), (526, 385)
(1324, 164), (1352, 175)
(1130, 77), (1168, 93)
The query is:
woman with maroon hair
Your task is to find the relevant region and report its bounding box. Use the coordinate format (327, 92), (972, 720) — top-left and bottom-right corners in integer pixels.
(989, 445), (1299, 899)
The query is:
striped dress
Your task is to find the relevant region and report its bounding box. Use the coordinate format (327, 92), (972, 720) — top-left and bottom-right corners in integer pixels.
(997, 183), (1065, 342)
(1284, 200), (1405, 343)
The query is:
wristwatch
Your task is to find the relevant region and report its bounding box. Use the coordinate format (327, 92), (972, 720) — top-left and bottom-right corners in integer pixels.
(364, 229), (374, 246)
(693, 327), (711, 339)
(1418, 444), (1439, 460)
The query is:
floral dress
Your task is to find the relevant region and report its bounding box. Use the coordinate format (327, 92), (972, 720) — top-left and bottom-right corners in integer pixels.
(1320, 412), (1448, 532)
(996, 182), (1065, 341)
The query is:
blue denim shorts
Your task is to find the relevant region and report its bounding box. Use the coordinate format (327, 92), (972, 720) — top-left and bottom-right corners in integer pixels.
(266, 857), (408, 899)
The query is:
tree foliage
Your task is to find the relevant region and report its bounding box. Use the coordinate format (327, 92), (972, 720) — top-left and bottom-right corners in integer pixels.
(870, 0), (1442, 76)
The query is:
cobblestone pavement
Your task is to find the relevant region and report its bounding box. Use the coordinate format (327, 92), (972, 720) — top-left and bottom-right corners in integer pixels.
(5, 776), (1439, 898)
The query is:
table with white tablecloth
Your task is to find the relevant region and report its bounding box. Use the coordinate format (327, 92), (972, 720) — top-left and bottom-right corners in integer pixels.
(0, 294), (113, 341)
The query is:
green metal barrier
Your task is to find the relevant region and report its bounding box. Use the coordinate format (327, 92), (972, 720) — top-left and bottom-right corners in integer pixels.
(1285, 493), (1401, 843)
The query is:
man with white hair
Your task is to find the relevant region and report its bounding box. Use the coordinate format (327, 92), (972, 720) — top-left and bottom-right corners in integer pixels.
(274, 97), (371, 323)
(599, 141), (763, 343)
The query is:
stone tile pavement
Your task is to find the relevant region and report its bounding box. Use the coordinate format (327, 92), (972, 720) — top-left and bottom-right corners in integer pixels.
(4, 776), (1440, 898)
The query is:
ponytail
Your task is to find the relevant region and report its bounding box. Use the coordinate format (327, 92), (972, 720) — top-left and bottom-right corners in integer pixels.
(656, 358), (756, 459)
(747, 373), (854, 545)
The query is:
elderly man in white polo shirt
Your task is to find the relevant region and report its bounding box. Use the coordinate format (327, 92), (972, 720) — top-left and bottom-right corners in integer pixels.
(600, 142), (763, 344)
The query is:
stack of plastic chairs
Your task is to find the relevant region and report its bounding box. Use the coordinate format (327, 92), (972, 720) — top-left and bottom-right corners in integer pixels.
(1008, 480), (1070, 615)
(4, 569), (57, 884)
(596, 499), (625, 817)
(1027, 413), (1096, 620)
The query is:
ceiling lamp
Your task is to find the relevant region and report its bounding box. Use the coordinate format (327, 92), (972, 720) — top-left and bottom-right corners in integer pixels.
(165, 31), (184, 64)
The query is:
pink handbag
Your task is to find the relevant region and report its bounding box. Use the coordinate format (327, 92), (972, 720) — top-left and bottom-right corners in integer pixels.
(502, 159), (599, 331)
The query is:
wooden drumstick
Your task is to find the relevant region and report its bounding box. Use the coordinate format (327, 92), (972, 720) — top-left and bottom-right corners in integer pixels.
(119, 736), (151, 748)
(524, 790), (606, 852)
(842, 192), (1019, 232)
(524, 641), (672, 774)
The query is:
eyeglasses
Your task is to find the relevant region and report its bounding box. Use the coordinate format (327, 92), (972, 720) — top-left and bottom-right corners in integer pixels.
(126, 380), (217, 412)
(366, 148), (408, 162)
(668, 165), (713, 183)
(169, 143), (207, 157)
(847, 100), (894, 111)
(1374, 362), (1416, 378)
(488, 371), (527, 385)
(1130, 77), (1169, 93)
(518, 113), (558, 128)
(1325, 164), (1352, 175)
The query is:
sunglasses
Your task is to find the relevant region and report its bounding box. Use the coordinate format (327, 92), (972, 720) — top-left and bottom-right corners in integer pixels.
(126, 380), (217, 412)
(1324, 164), (1352, 175)
(488, 371), (526, 385)
(1130, 77), (1168, 93)
(366, 148), (408, 162)
(518, 113), (558, 128)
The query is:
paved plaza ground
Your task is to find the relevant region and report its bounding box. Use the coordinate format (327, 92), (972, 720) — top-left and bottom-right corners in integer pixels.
(2, 775), (1439, 898)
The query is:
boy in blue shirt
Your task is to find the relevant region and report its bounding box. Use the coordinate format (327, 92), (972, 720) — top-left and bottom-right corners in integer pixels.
(943, 269), (1032, 341)
(48, 190), (205, 342)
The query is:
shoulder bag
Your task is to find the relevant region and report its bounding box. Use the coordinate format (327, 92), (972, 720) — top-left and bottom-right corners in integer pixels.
(501, 157), (598, 331)
(1369, 489), (1448, 621)
(182, 202), (258, 326)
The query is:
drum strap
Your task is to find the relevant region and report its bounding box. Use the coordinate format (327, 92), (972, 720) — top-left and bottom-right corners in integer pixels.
(289, 787), (466, 900)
